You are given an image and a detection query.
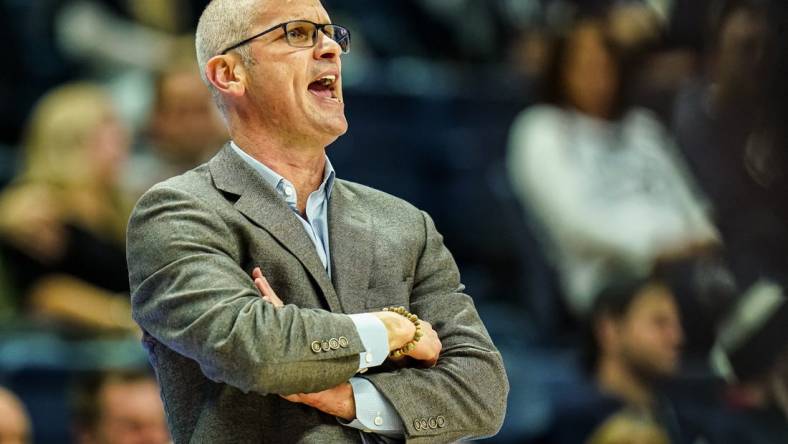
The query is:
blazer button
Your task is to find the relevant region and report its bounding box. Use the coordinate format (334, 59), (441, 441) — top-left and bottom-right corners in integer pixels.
(428, 417), (437, 429)
(321, 340), (331, 352)
(338, 336), (349, 348)
(329, 338), (340, 350)
(413, 419), (421, 430)
(436, 416), (446, 428)
(419, 419), (428, 430)
(310, 341), (322, 353)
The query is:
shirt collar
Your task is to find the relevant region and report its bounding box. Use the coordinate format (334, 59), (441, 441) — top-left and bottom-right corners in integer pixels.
(230, 141), (335, 200)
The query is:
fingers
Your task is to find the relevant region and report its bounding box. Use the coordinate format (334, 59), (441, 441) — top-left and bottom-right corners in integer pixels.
(258, 277), (284, 307)
(253, 276), (268, 297)
(251, 267), (285, 307)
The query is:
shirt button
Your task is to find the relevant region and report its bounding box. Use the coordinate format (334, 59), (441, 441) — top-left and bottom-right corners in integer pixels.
(365, 353), (373, 364)
(284, 186), (293, 196)
(374, 415), (383, 426)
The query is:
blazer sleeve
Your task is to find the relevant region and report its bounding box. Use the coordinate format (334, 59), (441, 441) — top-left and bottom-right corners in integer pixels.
(359, 211), (509, 443)
(127, 184), (363, 395)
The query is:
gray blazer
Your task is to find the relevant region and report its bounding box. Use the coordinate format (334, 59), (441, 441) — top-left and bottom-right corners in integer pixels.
(127, 144), (508, 443)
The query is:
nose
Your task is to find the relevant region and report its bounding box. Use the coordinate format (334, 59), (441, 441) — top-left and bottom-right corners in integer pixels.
(313, 31), (341, 60)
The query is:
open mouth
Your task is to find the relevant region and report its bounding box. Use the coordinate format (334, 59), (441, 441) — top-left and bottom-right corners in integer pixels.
(308, 74), (340, 101)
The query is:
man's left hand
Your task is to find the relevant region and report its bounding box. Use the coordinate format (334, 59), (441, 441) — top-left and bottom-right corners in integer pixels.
(251, 267), (357, 421)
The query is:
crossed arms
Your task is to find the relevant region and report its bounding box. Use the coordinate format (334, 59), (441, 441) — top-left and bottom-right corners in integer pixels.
(127, 183), (508, 442)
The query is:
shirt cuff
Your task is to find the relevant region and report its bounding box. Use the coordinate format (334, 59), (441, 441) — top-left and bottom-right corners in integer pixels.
(338, 377), (404, 437)
(348, 313), (388, 369)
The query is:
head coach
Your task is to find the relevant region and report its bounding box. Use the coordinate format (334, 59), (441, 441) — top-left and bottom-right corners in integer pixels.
(126, 0), (509, 442)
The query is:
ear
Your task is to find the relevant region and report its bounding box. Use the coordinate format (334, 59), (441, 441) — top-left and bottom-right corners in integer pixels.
(205, 55), (246, 99)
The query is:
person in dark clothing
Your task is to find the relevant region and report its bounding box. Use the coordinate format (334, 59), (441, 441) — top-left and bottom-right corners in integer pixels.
(672, 0), (788, 291)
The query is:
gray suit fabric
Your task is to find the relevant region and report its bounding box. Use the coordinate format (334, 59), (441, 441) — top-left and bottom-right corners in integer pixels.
(127, 144), (508, 443)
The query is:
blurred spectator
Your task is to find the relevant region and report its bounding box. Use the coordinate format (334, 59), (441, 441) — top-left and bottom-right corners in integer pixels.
(0, 386), (31, 444)
(589, 278), (683, 412)
(56, 1), (176, 75)
(586, 409), (670, 444)
(55, 1), (197, 134)
(507, 16), (718, 317)
(124, 51), (227, 197)
(0, 0), (208, 147)
(72, 369), (169, 444)
(541, 276), (687, 443)
(672, 0), (788, 292)
(0, 0), (78, 146)
(0, 83), (135, 333)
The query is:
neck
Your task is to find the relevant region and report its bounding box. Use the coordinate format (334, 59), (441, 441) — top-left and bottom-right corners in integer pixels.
(597, 356), (654, 409)
(232, 130), (327, 215)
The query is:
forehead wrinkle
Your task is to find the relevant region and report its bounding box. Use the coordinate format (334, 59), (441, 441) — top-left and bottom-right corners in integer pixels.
(255, 1), (331, 28)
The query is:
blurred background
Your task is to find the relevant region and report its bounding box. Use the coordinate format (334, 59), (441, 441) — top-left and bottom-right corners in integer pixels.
(0, 0), (787, 443)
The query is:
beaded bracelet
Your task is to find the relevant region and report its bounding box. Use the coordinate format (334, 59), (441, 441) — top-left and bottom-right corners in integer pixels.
(382, 306), (423, 358)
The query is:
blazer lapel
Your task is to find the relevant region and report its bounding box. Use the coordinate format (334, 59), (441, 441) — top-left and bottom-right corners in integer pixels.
(208, 144), (342, 312)
(328, 181), (374, 314)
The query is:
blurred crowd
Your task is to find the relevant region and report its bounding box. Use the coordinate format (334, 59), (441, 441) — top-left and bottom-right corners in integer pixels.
(0, 0), (786, 443)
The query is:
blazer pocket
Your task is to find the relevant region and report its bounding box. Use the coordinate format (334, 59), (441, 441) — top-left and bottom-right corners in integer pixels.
(364, 277), (413, 310)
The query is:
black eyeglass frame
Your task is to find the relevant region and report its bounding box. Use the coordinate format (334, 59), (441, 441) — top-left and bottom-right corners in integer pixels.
(219, 20), (351, 55)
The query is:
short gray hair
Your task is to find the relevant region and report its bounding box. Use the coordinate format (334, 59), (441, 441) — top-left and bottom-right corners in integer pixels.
(195, 0), (260, 110)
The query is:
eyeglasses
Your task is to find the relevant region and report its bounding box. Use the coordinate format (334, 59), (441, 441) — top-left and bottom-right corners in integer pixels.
(219, 20), (351, 55)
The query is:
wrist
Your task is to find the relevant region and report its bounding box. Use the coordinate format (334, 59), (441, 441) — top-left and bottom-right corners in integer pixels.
(373, 311), (416, 351)
(381, 306), (422, 358)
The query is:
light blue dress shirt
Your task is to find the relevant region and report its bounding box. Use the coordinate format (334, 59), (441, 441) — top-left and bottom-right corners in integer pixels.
(231, 143), (404, 438)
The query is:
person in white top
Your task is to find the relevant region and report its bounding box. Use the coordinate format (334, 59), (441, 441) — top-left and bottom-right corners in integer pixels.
(507, 17), (718, 317)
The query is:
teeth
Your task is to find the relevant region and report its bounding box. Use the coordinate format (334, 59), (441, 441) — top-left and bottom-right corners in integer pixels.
(318, 75), (336, 86)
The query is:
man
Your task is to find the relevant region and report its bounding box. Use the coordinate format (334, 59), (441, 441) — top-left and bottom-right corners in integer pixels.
(542, 277), (685, 443)
(0, 386), (31, 444)
(72, 370), (170, 444)
(590, 278), (684, 410)
(126, 0), (508, 442)
(124, 50), (228, 198)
